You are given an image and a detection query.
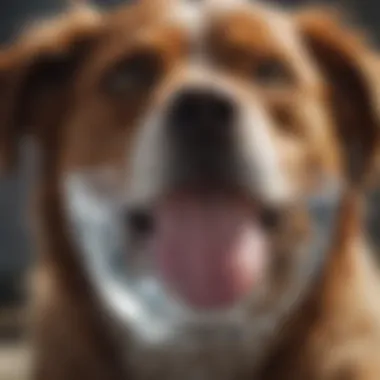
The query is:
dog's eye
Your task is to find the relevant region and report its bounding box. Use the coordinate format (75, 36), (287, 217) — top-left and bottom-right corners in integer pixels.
(103, 52), (161, 96)
(252, 58), (293, 86)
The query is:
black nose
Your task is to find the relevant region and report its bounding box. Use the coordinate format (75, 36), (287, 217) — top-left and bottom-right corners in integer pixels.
(167, 88), (235, 146)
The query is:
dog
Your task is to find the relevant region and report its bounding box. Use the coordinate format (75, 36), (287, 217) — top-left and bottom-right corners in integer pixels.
(1, 1), (380, 379)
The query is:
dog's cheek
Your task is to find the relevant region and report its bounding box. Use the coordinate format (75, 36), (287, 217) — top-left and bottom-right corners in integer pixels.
(273, 134), (309, 196)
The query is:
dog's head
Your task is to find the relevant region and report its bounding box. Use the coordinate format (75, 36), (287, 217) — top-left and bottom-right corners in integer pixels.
(1, 0), (379, 361)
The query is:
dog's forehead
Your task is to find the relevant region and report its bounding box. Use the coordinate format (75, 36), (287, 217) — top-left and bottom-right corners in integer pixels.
(98, 0), (317, 87)
(146, 0), (296, 44)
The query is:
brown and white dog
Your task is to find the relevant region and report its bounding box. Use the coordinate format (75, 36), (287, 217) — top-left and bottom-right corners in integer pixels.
(1, 0), (380, 379)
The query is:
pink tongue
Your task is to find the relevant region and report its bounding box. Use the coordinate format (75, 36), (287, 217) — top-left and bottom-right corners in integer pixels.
(151, 196), (268, 310)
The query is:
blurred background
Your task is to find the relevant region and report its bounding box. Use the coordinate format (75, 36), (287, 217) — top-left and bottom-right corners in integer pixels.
(0, 0), (380, 378)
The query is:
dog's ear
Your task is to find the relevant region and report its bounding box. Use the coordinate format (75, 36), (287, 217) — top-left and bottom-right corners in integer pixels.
(0, 7), (102, 174)
(296, 9), (380, 186)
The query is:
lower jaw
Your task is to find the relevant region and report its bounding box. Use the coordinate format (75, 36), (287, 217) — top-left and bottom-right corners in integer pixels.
(120, 272), (259, 319)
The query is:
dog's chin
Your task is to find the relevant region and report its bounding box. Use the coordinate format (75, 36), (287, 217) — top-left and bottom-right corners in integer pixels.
(62, 168), (342, 348)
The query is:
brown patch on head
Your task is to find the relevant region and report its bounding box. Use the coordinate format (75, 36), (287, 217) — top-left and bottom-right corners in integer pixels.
(206, 6), (343, 192)
(59, 7), (192, 170)
(208, 7), (304, 76)
(0, 1), (191, 175)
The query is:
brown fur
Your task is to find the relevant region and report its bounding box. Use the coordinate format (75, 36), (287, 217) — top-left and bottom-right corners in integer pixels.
(0, 2), (380, 379)
(259, 192), (380, 380)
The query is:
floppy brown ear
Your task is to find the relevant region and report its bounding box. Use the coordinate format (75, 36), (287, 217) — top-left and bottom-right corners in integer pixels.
(0, 7), (102, 174)
(296, 9), (380, 186)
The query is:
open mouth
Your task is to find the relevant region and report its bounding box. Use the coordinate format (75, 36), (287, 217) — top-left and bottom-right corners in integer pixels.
(127, 191), (272, 311)
(64, 168), (341, 341)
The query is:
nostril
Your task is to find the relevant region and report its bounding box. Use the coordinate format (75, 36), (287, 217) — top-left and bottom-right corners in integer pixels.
(259, 207), (283, 231)
(176, 93), (203, 125)
(211, 96), (234, 125)
(126, 208), (154, 236)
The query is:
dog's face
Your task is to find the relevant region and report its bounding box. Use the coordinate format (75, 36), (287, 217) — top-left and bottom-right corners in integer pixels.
(1, 0), (379, 372)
